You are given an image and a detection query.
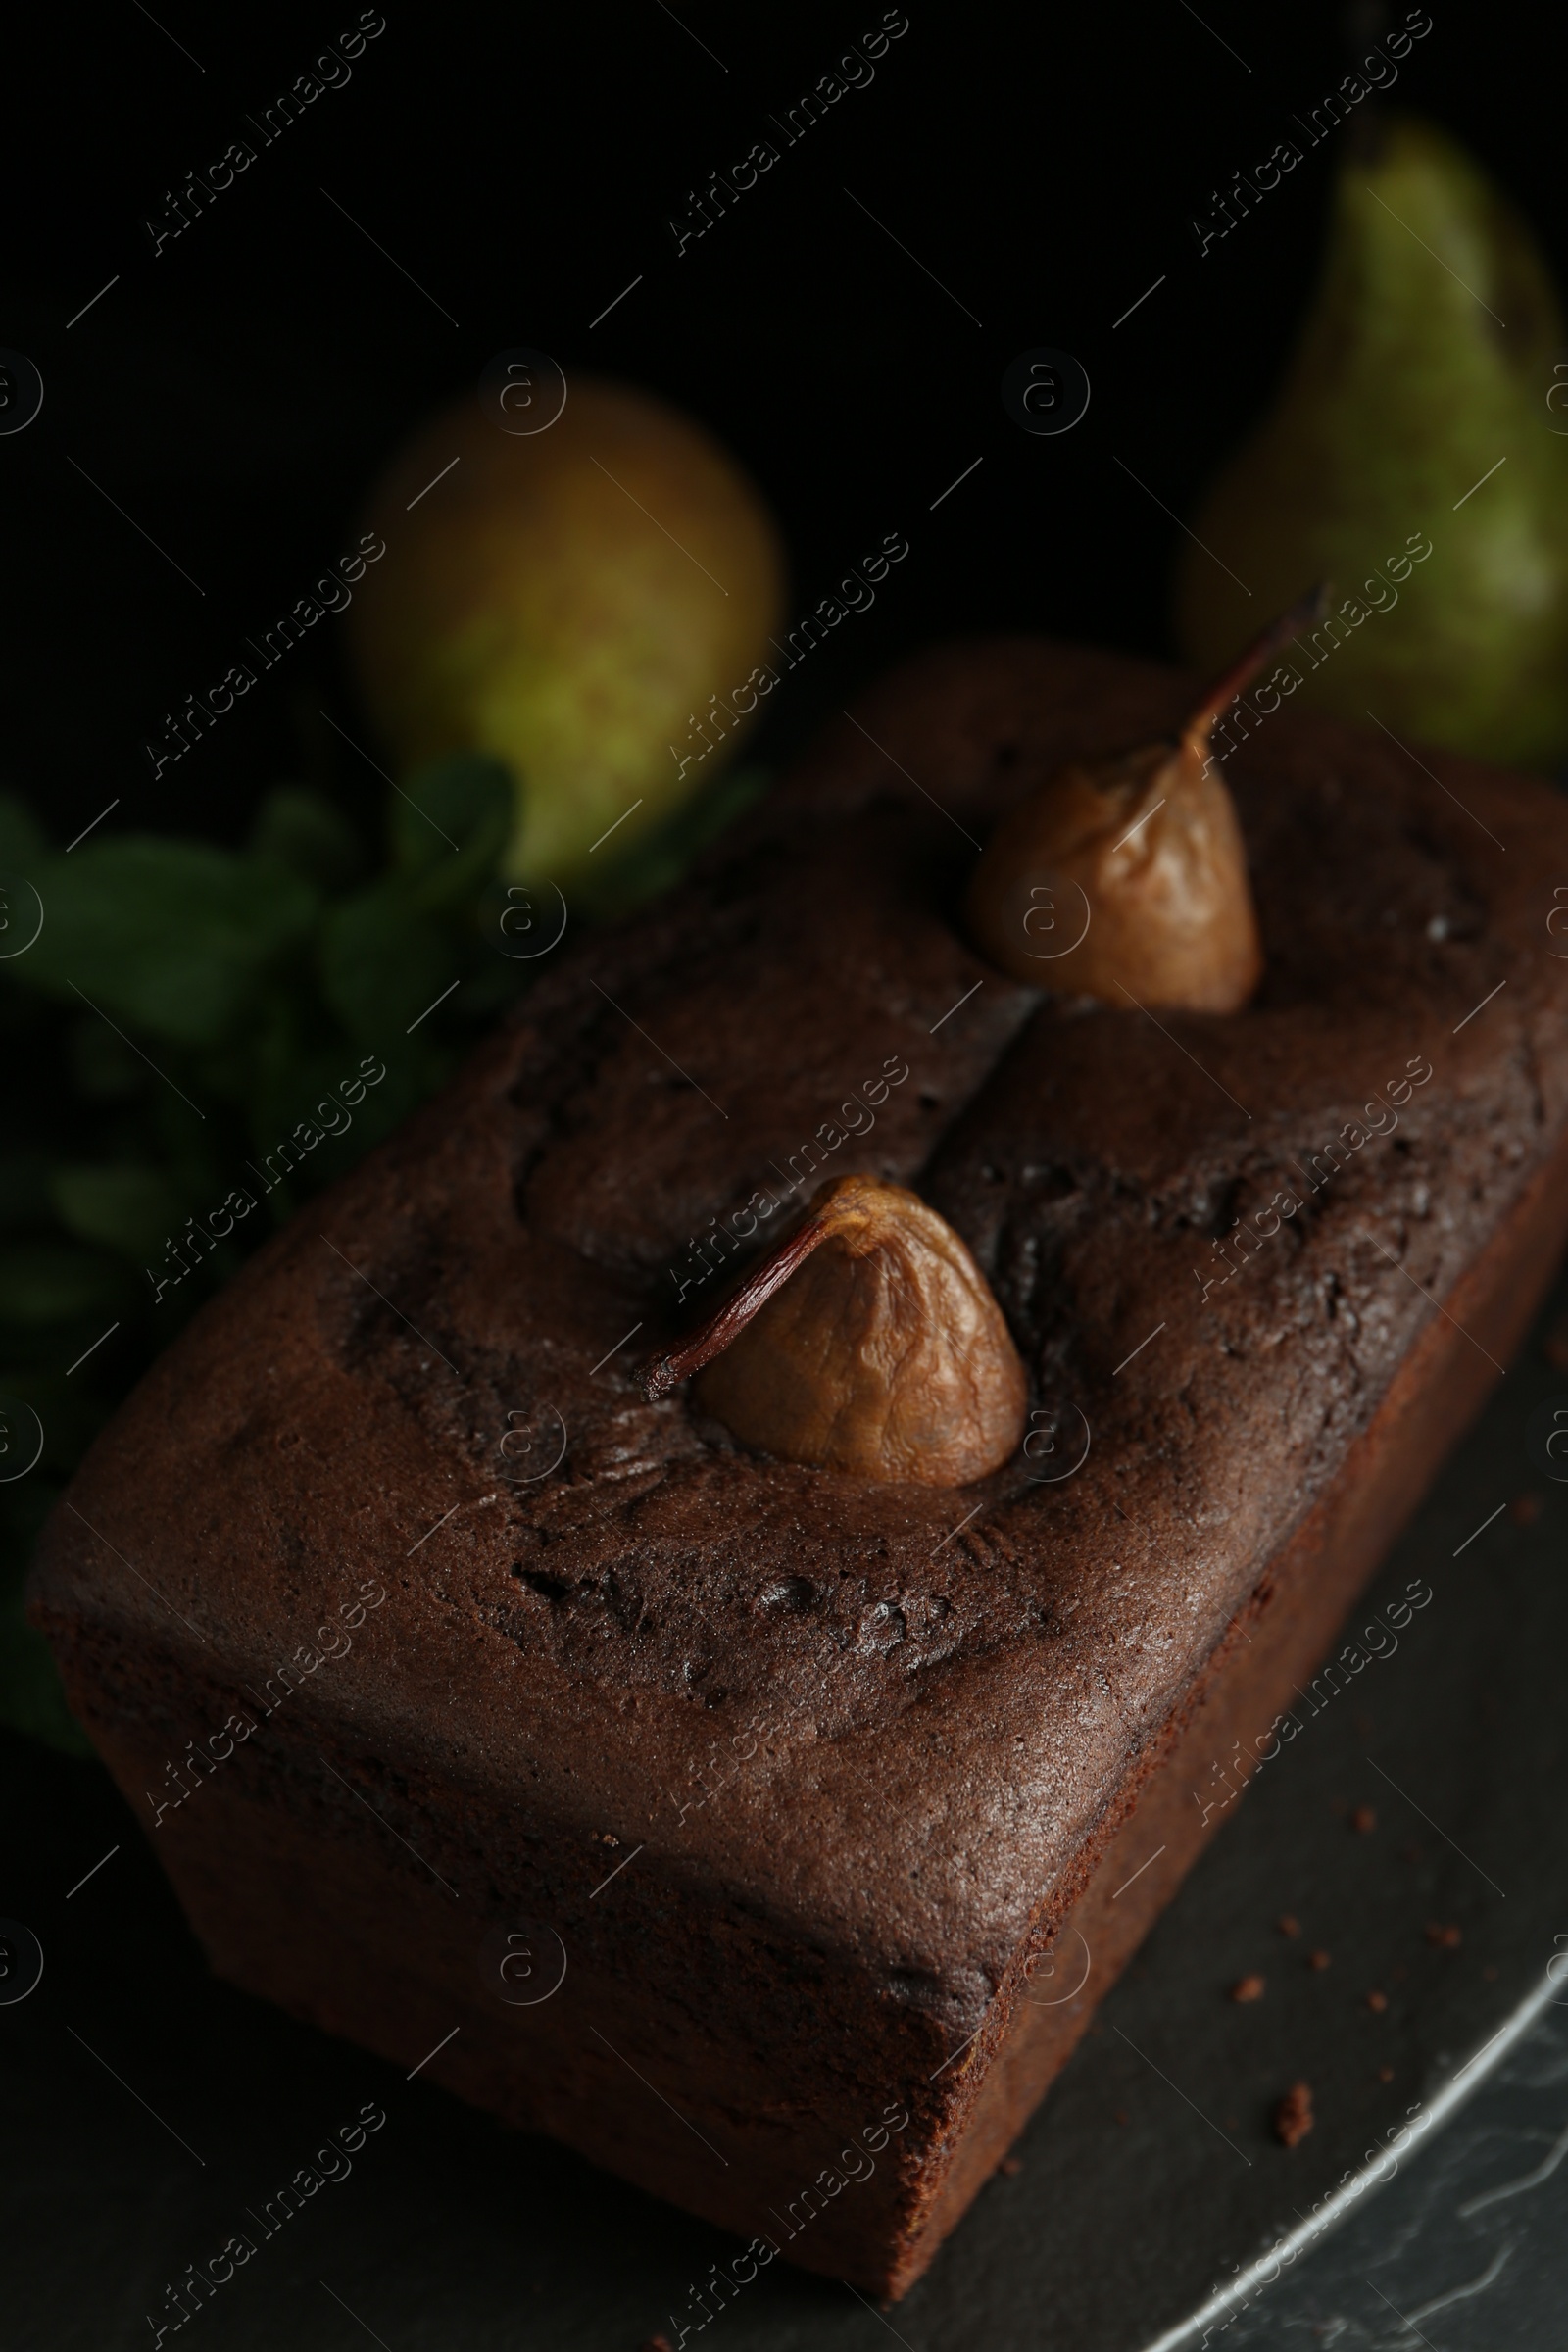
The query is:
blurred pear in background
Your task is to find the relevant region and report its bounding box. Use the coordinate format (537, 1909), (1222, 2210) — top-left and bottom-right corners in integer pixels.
(348, 373), (786, 891)
(1176, 116), (1568, 770)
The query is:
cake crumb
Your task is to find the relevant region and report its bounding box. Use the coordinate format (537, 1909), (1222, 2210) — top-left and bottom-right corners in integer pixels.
(1378, 2065), (1396, 2083)
(1509, 1492), (1544, 1525)
(1365, 1989), (1388, 2012)
(1349, 1804), (1376, 1834)
(640, 2336), (675, 2352)
(1277, 1913), (1301, 1938)
(998, 2154), (1022, 2176)
(1114, 2108), (1129, 2126)
(1274, 2082), (1314, 2148)
(1426, 1922), (1462, 1949)
(1230, 1974), (1266, 2003)
(1308, 1948), (1332, 1972)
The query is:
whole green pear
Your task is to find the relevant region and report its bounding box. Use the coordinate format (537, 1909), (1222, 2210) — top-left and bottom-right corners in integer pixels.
(1176, 116), (1568, 769)
(347, 375), (785, 892)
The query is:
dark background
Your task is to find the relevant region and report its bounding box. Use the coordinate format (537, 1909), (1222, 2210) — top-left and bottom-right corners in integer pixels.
(3, 0), (1562, 856)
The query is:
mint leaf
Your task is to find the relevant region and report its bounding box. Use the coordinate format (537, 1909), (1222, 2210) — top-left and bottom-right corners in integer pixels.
(318, 880), (452, 1039)
(390, 754), (514, 913)
(53, 1165), (181, 1259)
(249, 786), (363, 890)
(23, 838), (318, 1046)
(0, 1242), (128, 1326)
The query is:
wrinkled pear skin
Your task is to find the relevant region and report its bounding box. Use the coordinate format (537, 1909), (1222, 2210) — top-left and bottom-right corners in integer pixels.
(696, 1180), (1027, 1487)
(346, 375), (785, 888)
(964, 739), (1264, 1012)
(1176, 116), (1568, 770)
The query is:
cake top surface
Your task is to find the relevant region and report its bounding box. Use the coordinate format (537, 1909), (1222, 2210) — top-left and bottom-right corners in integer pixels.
(34, 636), (1568, 1991)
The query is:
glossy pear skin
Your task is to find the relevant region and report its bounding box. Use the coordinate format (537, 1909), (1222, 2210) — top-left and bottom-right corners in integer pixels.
(659, 1176), (1027, 1487)
(346, 376), (785, 887)
(1176, 117), (1568, 768)
(962, 732), (1263, 1012)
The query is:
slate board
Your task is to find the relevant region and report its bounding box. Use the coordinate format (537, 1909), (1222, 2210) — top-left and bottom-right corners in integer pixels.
(1190, 1992), (1568, 2352)
(7, 1262), (1568, 2352)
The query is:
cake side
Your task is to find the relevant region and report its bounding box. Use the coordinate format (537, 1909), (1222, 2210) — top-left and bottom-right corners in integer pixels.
(897, 1112), (1568, 2283)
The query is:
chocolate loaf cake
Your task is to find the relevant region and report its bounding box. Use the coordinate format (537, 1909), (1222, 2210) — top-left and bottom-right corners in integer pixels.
(29, 636), (1568, 2299)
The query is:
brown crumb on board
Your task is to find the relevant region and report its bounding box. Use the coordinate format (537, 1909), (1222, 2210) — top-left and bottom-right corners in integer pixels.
(1349, 1804), (1376, 1834)
(1274, 2082), (1314, 2148)
(1509, 1492), (1544, 1525)
(998, 2154), (1022, 2177)
(1277, 1913), (1301, 1937)
(1230, 1974), (1266, 2003)
(1378, 2064), (1396, 2083)
(1426, 1922), (1463, 1949)
(1308, 1948), (1332, 1971)
(1365, 1989), (1388, 2012)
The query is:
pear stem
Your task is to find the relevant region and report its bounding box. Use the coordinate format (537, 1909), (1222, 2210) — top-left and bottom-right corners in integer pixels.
(1182, 583), (1332, 752)
(644, 1207), (839, 1399)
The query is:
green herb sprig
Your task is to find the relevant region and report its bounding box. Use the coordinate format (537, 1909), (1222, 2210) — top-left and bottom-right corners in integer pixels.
(0, 754), (766, 1748)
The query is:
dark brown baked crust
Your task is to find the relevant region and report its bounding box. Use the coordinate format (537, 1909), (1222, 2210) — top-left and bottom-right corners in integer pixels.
(29, 636), (1568, 2294)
